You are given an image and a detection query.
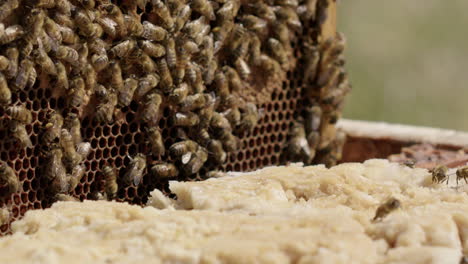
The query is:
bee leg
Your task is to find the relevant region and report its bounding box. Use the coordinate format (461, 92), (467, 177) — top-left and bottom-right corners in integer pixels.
(464, 176), (468, 184)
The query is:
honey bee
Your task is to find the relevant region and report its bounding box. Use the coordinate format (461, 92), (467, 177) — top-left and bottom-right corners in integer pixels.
(12, 58), (33, 91)
(68, 164), (86, 192)
(203, 59), (217, 87)
(140, 40), (166, 58)
(193, 0), (216, 20)
(217, 129), (239, 152)
(255, 54), (281, 77)
(169, 140), (198, 159)
(198, 99), (215, 128)
(156, 58), (173, 93)
(250, 1), (276, 21)
(138, 52), (157, 73)
(68, 77), (87, 108)
(303, 43), (320, 85)
(287, 121), (312, 163)
(223, 66), (243, 92)
(7, 105), (32, 124)
(212, 22), (233, 53)
(431, 165), (449, 184)
(196, 35), (214, 66)
(27, 65), (37, 88)
(0, 207), (10, 226)
(207, 139), (227, 164)
(39, 30), (59, 54)
(183, 147), (208, 174)
(55, 45), (79, 64)
(109, 61), (124, 91)
(125, 14), (144, 37)
(151, 0), (174, 31)
(124, 153), (147, 186)
(101, 4), (126, 36)
(217, 0), (240, 21)
(151, 163), (178, 179)
(0, 25), (24, 45)
(109, 40), (136, 58)
(181, 38), (199, 55)
(297, 0), (317, 21)
(95, 90), (118, 123)
(174, 47), (189, 84)
(0, 73), (11, 106)
(179, 93), (209, 112)
(142, 92), (162, 124)
(222, 108), (241, 127)
(174, 4), (191, 32)
(267, 38), (288, 67)
(304, 105), (322, 133)
(211, 112), (232, 131)
(307, 131), (320, 150)
(171, 112), (199, 127)
(183, 16), (208, 40)
(73, 8), (100, 37)
(0, 161), (19, 195)
(322, 73), (352, 107)
(96, 16), (117, 39)
(456, 166), (468, 185)
(103, 165), (117, 200)
(43, 146), (67, 186)
(64, 113), (82, 145)
(0, 0), (19, 22)
(118, 77), (138, 107)
(91, 51), (109, 71)
(54, 193), (79, 202)
(274, 6), (301, 31)
(33, 48), (57, 76)
(241, 15), (267, 34)
(76, 142), (92, 159)
(169, 82), (189, 104)
(239, 103), (261, 133)
(142, 21), (167, 41)
(146, 127), (165, 156)
(0, 55), (8, 71)
(44, 16), (62, 43)
(61, 129), (81, 168)
(234, 58), (251, 80)
(136, 73), (160, 100)
(54, 13), (74, 28)
(214, 71), (229, 97)
(54, 61), (69, 90)
(42, 111), (63, 145)
(55, 0), (72, 15)
(373, 197), (401, 221)
(5, 47), (18, 79)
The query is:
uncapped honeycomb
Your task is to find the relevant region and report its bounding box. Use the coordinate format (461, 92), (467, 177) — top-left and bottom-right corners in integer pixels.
(0, 0), (350, 234)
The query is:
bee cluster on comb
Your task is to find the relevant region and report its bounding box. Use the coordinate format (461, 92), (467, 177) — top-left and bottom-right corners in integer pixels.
(0, 0), (350, 234)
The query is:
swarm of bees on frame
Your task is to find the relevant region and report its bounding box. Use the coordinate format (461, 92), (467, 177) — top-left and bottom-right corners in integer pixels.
(0, 0), (351, 232)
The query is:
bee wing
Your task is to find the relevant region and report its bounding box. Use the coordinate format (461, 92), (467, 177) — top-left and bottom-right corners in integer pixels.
(132, 171), (142, 186)
(181, 152), (192, 164)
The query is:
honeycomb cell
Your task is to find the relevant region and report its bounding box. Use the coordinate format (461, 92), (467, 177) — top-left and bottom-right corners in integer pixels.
(18, 170), (27, 181)
(111, 125), (120, 136)
(94, 127), (102, 138)
(28, 191), (36, 202)
(99, 138), (107, 148)
(95, 149), (102, 159)
(33, 202), (41, 209)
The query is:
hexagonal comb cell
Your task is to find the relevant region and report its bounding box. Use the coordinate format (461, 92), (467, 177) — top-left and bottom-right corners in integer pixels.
(0, 0), (350, 234)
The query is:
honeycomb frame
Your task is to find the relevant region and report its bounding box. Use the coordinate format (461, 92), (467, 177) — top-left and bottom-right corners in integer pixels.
(0, 0), (348, 234)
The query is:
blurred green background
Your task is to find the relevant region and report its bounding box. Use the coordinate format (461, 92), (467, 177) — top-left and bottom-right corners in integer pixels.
(338, 0), (468, 131)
